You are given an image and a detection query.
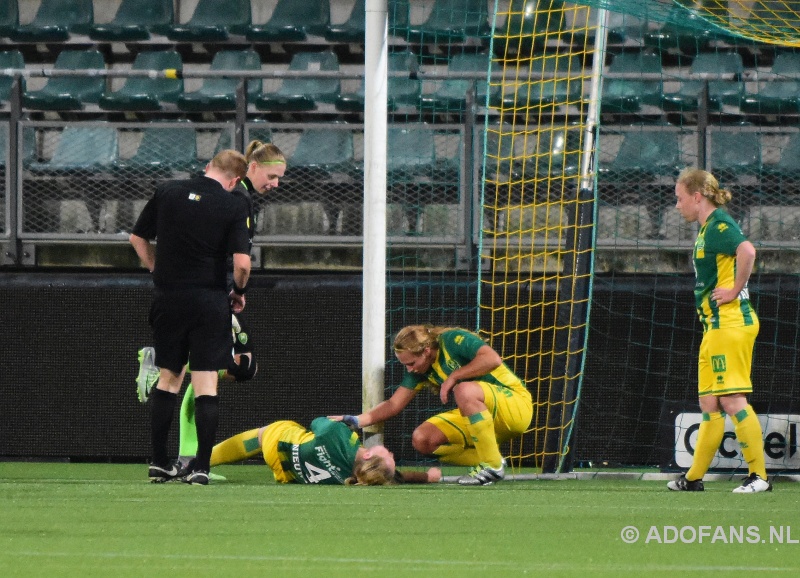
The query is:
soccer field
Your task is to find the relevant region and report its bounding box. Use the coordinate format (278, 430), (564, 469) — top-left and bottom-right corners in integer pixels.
(1, 463), (799, 577)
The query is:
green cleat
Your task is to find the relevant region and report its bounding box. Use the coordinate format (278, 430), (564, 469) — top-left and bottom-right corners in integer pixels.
(136, 347), (160, 403)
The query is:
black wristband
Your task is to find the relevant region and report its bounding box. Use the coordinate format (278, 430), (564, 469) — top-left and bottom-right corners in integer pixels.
(232, 283), (247, 296)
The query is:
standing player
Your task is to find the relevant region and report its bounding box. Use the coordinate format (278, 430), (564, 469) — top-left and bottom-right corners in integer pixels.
(332, 324), (533, 486)
(668, 167), (770, 493)
(130, 149), (250, 486)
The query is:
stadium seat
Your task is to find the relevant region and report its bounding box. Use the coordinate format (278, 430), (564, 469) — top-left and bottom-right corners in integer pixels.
(335, 51), (420, 113)
(114, 125), (198, 178)
(661, 52), (745, 113)
(325, 0), (410, 42)
(598, 128), (681, 183)
(740, 52), (800, 116)
(9, 0), (93, 42)
(480, 123), (516, 185)
(89, 0), (173, 42)
(99, 51), (183, 112)
(493, 53), (583, 110)
(247, 123), (273, 144)
(419, 53), (499, 113)
(255, 51), (341, 112)
(177, 50), (261, 112)
(762, 131), (800, 194)
(596, 203), (653, 242)
(710, 129), (761, 180)
(29, 126), (118, 174)
(495, 204), (568, 242)
(494, 0), (565, 58)
(247, 0), (329, 42)
(642, 7), (716, 54)
(166, 0), (250, 42)
(0, 50), (25, 104)
(601, 51), (664, 114)
(403, 0), (491, 43)
(0, 0), (19, 37)
(517, 123), (582, 180)
(285, 127), (355, 180)
(746, 205), (800, 243)
(23, 50), (106, 111)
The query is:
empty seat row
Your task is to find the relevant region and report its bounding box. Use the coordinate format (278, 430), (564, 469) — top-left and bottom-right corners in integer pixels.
(0, 0), (494, 44)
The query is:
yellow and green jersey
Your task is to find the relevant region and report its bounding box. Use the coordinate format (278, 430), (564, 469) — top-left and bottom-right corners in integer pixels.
(398, 329), (527, 394)
(693, 208), (758, 331)
(275, 418), (361, 484)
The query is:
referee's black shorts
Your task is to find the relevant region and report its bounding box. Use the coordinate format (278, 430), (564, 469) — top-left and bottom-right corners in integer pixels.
(149, 287), (231, 373)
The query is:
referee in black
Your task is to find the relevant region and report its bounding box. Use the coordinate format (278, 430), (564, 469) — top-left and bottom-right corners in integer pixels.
(130, 149), (251, 485)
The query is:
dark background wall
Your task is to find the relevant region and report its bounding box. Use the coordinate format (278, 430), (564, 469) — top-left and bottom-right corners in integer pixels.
(1, 271), (797, 467)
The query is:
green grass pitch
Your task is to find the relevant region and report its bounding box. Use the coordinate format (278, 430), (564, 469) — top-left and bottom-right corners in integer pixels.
(2, 462), (799, 577)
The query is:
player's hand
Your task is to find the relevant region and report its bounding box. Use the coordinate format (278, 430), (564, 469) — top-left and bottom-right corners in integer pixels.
(328, 415), (360, 430)
(439, 376), (457, 404)
(711, 287), (737, 305)
(427, 467), (442, 483)
(229, 290), (246, 313)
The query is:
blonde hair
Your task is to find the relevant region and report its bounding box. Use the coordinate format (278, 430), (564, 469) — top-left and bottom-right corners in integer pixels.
(345, 453), (395, 486)
(245, 140), (286, 165)
(677, 167), (732, 207)
(392, 324), (460, 355)
(209, 149), (248, 180)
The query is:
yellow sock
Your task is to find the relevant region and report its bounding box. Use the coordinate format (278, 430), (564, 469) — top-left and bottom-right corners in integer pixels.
(432, 444), (479, 466)
(732, 405), (767, 480)
(210, 428), (262, 467)
(687, 411), (725, 481)
(465, 410), (503, 469)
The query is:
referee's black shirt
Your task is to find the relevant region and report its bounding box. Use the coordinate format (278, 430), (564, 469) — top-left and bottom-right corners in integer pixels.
(132, 175), (250, 290)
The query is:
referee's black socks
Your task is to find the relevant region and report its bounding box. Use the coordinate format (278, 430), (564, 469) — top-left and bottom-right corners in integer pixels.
(194, 395), (220, 472)
(150, 388), (178, 467)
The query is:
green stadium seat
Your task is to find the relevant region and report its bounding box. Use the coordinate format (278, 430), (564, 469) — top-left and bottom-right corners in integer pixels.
(166, 0), (250, 42)
(325, 0), (409, 42)
(494, 0), (564, 58)
(285, 127), (355, 181)
(23, 50), (106, 111)
(89, 0), (173, 41)
(403, 0), (491, 43)
(177, 50), (261, 112)
(0, 125), (37, 174)
(602, 51), (664, 114)
(419, 53), (499, 113)
(255, 51), (340, 112)
(598, 129), (681, 183)
(710, 129), (761, 181)
(247, 124), (273, 144)
(114, 126), (198, 178)
(0, 0), (19, 37)
(0, 50), (25, 104)
(661, 52), (745, 113)
(99, 51), (183, 112)
(246, 0), (329, 42)
(9, 0), (93, 42)
(335, 51), (420, 113)
(29, 126), (118, 174)
(517, 123), (582, 180)
(740, 52), (800, 116)
(642, 7), (716, 54)
(493, 53), (583, 110)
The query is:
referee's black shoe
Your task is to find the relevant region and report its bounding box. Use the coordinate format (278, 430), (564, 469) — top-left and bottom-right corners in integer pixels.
(149, 461), (180, 483)
(181, 470), (209, 486)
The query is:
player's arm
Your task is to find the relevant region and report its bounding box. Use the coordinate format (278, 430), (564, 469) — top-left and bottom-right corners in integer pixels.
(129, 233), (155, 273)
(330, 386), (418, 429)
(396, 467), (442, 484)
(439, 344), (502, 404)
(712, 240), (756, 305)
(230, 252), (251, 313)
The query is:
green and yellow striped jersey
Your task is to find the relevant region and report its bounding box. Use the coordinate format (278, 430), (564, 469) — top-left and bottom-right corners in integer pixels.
(398, 329), (526, 393)
(693, 208), (758, 331)
(276, 418), (361, 484)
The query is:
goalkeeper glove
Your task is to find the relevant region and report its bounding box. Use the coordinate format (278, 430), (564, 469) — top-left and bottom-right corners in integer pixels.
(228, 355), (257, 382)
(342, 415), (360, 429)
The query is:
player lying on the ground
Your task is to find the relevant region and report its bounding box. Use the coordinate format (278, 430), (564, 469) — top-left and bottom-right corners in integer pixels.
(136, 313), (257, 482)
(210, 417), (441, 485)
